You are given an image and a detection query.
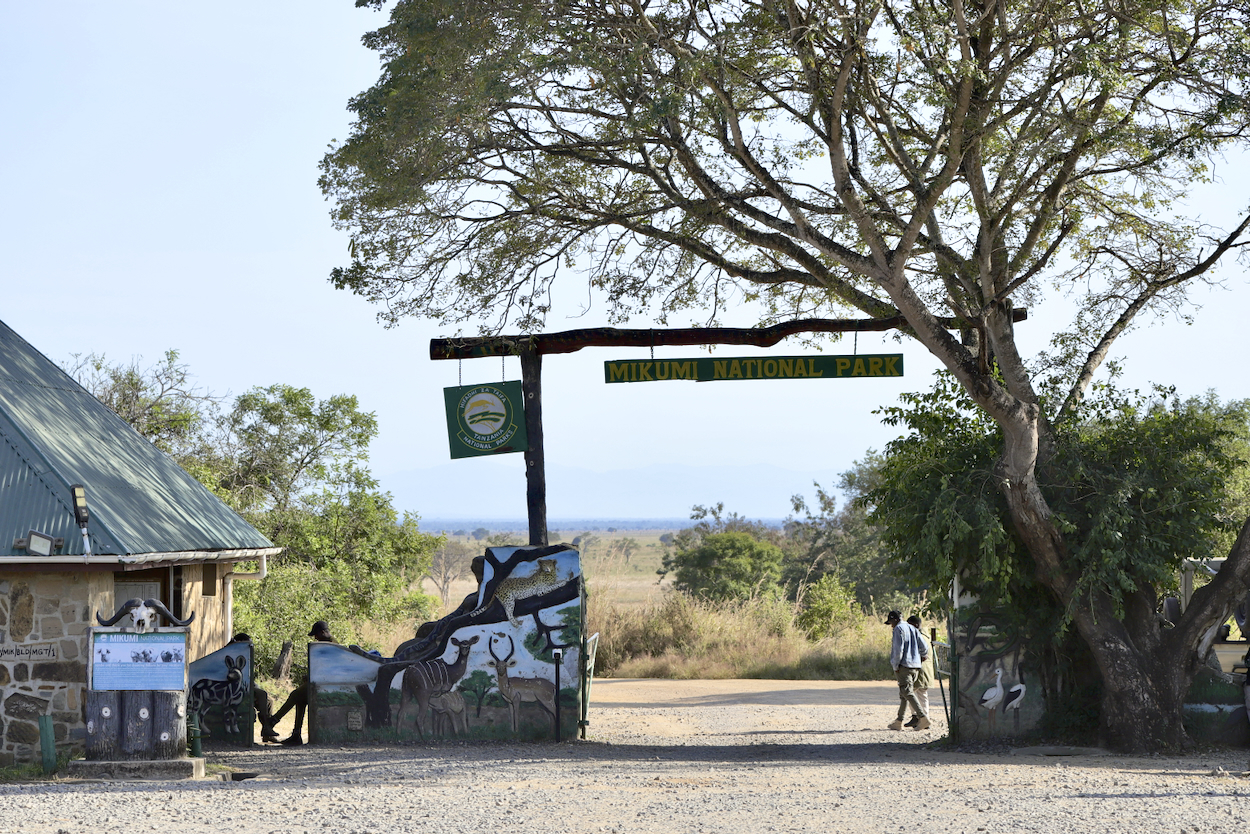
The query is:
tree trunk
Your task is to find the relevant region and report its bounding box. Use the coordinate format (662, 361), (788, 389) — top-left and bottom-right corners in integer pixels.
(992, 413), (1250, 752)
(272, 640), (294, 681)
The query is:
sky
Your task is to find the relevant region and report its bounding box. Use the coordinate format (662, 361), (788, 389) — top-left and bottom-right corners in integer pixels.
(3, 3), (1249, 525)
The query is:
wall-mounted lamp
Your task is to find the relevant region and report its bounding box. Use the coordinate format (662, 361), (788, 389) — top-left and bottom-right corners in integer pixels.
(13, 530), (63, 556)
(69, 483), (92, 558)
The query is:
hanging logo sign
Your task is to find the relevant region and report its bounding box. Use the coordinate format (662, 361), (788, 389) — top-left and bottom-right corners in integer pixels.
(603, 354), (903, 383)
(444, 381), (529, 459)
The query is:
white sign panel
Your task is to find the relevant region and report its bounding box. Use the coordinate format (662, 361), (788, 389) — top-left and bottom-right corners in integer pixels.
(90, 630), (187, 691)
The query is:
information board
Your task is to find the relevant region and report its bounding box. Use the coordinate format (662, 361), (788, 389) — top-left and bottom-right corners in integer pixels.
(89, 630), (187, 691)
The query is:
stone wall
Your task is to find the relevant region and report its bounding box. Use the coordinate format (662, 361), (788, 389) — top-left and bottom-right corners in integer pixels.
(0, 571), (111, 766)
(0, 567), (235, 766)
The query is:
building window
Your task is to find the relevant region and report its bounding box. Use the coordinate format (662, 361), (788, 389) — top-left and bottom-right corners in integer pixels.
(203, 563), (218, 597)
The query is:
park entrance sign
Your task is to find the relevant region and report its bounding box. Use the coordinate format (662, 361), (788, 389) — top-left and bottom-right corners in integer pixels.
(604, 354), (903, 384)
(444, 381), (529, 459)
(430, 315), (1027, 544)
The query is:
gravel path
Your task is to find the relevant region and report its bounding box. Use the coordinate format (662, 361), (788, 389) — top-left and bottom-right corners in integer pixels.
(3, 679), (1249, 834)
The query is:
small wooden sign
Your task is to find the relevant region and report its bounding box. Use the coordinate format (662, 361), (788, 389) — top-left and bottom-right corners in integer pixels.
(604, 354), (903, 383)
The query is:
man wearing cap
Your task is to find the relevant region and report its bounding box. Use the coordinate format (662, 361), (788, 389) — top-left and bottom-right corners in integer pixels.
(884, 610), (929, 731)
(267, 620), (337, 745)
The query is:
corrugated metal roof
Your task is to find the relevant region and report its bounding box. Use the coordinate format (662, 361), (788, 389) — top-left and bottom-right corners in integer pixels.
(0, 320), (274, 559)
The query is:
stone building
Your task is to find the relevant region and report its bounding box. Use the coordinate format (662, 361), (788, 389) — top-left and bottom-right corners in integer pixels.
(0, 321), (280, 765)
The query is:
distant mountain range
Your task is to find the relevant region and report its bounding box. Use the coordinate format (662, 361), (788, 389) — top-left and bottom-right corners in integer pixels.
(379, 460), (839, 529)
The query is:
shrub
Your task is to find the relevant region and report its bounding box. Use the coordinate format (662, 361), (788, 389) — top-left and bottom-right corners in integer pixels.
(796, 575), (863, 641)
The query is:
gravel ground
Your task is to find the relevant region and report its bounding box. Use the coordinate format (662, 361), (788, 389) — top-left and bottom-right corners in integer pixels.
(3, 679), (1250, 834)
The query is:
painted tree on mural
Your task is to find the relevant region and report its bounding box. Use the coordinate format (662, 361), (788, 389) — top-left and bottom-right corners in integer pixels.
(322, 0), (1250, 750)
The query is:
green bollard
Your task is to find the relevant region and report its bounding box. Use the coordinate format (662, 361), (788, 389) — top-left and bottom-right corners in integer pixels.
(188, 714), (203, 758)
(38, 715), (56, 774)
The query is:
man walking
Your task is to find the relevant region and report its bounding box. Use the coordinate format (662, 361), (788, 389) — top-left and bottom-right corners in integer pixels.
(904, 615), (934, 728)
(884, 610), (929, 731)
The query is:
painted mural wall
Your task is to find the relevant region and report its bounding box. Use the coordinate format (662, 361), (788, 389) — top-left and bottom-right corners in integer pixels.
(954, 612), (1039, 739)
(187, 640), (254, 745)
(309, 544), (584, 743)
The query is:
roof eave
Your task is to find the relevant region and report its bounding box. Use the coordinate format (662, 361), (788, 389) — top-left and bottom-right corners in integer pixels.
(0, 546), (284, 569)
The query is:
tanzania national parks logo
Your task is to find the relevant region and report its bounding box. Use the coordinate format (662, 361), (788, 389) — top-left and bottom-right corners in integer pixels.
(444, 381), (528, 458)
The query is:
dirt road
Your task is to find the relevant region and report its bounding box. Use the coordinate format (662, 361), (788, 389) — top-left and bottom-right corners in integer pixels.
(2, 679), (1248, 834)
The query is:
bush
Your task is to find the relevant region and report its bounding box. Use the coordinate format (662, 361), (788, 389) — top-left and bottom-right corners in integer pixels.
(796, 575), (863, 641)
(661, 531), (784, 602)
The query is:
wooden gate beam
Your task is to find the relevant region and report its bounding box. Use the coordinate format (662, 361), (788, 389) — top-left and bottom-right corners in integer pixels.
(429, 311), (1027, 546)
(429, 312), (1026, 360)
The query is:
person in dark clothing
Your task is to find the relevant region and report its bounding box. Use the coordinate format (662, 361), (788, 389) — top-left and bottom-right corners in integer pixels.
(267, 620), (337, 746)
(230, 632), (278, 743)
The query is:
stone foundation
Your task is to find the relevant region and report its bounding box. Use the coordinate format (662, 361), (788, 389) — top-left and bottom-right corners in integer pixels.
(0, 572), (110, 766)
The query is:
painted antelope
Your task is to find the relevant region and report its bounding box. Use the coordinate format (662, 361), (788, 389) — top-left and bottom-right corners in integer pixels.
(429, 690), (468, 737)
(487, 633), (557, 732)
(188, 654), (248, 735)
(397, 635), (479, 739)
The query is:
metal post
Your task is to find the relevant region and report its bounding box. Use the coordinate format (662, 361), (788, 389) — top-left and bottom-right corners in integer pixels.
(552, 648), (563, 742)
(38, 715), (56, 774)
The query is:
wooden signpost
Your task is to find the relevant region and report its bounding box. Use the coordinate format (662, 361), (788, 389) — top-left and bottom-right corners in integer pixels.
(430, 312), (1025, 546)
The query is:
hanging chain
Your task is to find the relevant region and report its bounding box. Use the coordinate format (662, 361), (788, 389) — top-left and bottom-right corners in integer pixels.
(502, 353), (506, 381)
(458, 359), (463, 387)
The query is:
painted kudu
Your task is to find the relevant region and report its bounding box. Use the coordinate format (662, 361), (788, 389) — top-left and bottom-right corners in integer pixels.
(397, 635), (479, 739)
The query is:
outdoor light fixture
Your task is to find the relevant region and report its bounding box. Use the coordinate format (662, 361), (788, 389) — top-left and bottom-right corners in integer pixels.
(70, 483), (89, 527)
(69, 483), (92, 558)
(23, 530), (56, 557)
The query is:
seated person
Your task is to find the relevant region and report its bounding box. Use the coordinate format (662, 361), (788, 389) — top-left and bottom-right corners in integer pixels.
(267, 620), (337, 746)
(229, 633), (278, 743)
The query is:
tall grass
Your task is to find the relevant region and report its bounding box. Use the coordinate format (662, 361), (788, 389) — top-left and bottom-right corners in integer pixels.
(590, 592), (894, 680)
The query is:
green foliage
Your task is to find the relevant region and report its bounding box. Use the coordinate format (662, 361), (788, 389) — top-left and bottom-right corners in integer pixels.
(221, 389), (439, 671)
(869, 374), (1250, 622)
(796, 575), (863, 641)
(65, 349), (220, 461)
(213, 384), (379, 515)
(659, 531), (783, 603)
(69, 354), (440, 673)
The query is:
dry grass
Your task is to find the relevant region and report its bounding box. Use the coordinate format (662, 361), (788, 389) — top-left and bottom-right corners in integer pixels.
(589, 592), (894, 680)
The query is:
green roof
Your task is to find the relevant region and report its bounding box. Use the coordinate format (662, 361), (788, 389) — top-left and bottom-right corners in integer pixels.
(0, 320), (275, 562)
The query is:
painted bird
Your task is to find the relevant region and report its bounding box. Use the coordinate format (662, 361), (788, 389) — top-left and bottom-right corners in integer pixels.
(1003, 681), (1026, 731)
(979, 668), (1005, 732)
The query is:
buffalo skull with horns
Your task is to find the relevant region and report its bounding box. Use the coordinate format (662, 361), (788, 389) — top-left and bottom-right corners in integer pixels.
(96, 598), (195, 633)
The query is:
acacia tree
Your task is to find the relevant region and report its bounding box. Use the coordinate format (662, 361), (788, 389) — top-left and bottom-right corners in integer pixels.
(322, 0), (1250, 750)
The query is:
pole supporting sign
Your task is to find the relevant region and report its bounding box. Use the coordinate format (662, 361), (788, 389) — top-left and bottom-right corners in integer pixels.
(604, 354), (903, 384)
(444, 381), (529, 458)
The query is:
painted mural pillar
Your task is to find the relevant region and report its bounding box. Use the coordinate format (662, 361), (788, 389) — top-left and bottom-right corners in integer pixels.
(952, 611), (1037, 740)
